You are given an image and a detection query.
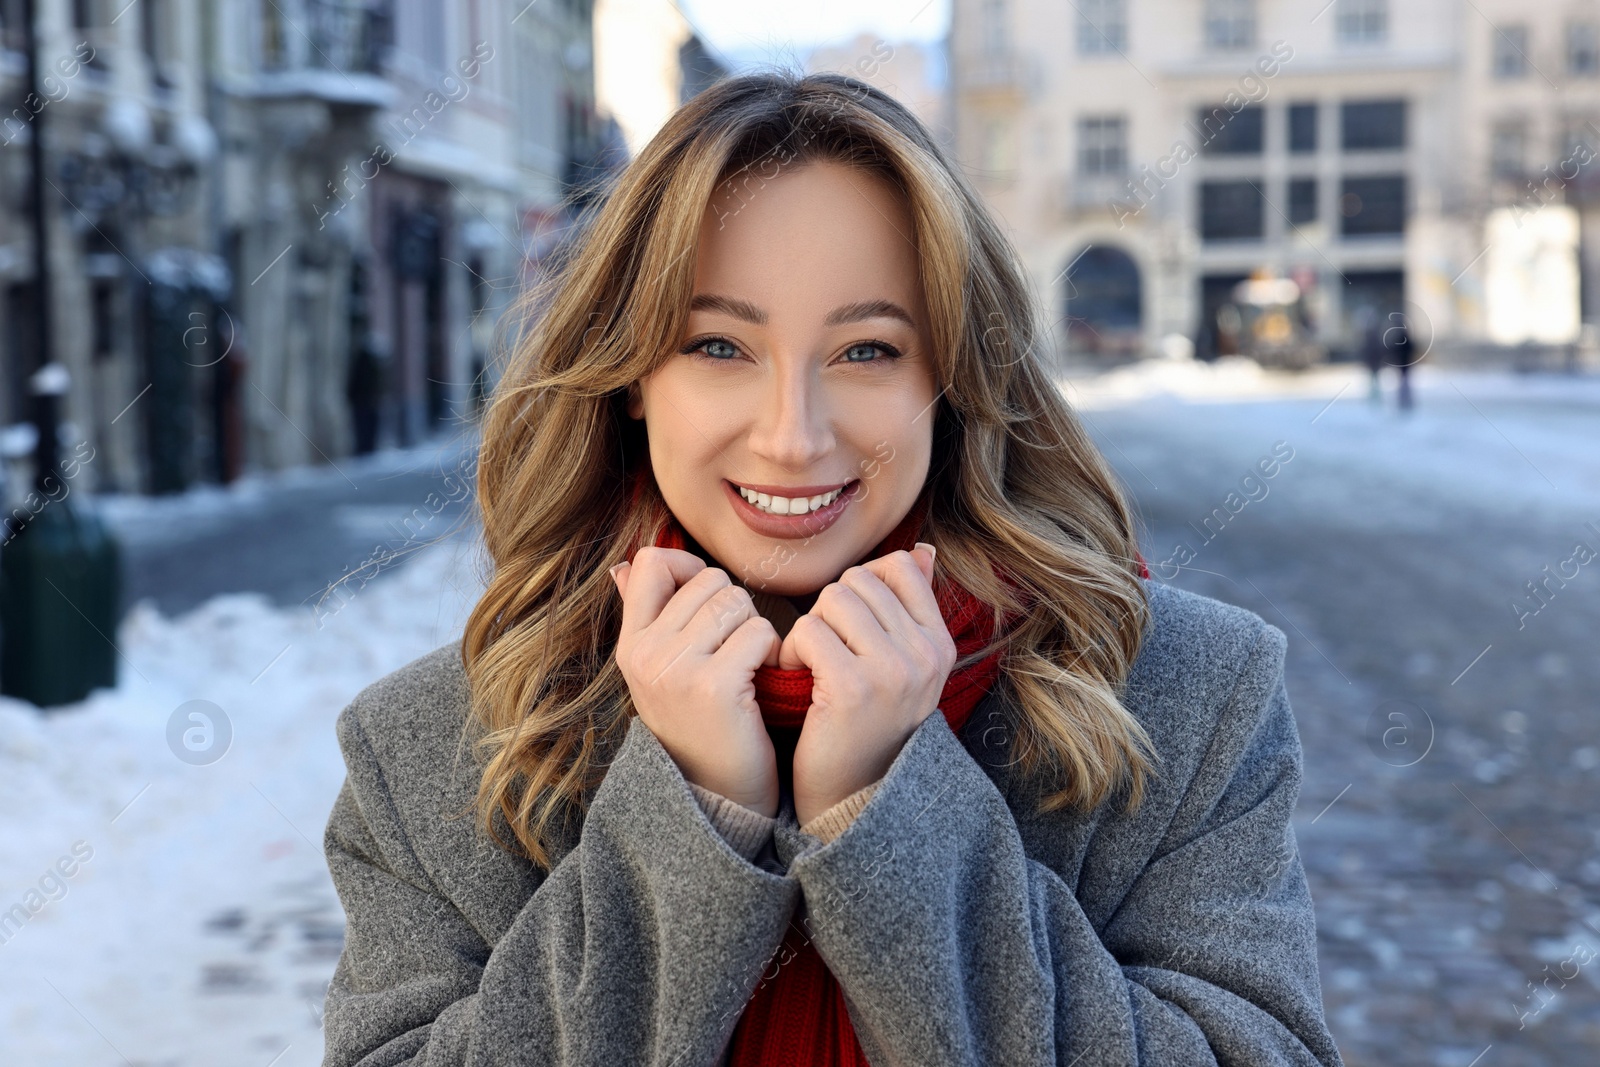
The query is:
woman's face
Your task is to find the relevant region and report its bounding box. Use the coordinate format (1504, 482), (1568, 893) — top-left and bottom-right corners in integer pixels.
(627, 159), (939, 599)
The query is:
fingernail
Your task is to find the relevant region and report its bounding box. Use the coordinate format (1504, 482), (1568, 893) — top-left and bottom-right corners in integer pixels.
(914, 541), (936, 562)
(609, 562), (628, 580)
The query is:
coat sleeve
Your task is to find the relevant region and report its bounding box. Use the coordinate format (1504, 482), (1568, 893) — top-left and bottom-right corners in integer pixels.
(771, 623), (1345, 1066)
(321, 711), (802, 1067)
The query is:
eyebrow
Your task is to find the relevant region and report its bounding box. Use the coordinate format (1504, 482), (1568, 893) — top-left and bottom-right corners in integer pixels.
(688, 293), (915, 328)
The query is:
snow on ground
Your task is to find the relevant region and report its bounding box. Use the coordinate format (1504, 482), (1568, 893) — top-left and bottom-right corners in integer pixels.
(1059, 353), (1600, 411)
(1060, 359), (1600, 532)
(0, 533), (487, 1067)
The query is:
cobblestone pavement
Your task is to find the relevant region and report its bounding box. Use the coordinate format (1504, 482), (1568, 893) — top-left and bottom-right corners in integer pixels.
(1079, 365), (1600, 1066)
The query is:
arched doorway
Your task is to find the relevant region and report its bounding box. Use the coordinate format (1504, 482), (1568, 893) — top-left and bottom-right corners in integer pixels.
(1061, 245), (1142, 356)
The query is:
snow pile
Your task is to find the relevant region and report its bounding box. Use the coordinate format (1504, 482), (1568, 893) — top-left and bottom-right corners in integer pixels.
(0, 536), (486, 1067)
(1058, 356), (1600, 412)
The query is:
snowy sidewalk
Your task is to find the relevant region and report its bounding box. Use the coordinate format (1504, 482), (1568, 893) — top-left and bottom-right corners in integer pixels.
(0, 537), (485, 1066)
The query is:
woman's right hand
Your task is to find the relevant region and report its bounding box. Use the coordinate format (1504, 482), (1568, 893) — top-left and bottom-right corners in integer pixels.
(610, 546), (782, 819)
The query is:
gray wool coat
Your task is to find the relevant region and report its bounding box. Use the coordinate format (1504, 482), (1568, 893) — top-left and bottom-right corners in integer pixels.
(319, 579), (1345, 1066)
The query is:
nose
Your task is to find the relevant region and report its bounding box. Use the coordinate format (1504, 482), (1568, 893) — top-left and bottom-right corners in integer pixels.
(746, 361), (835, 471)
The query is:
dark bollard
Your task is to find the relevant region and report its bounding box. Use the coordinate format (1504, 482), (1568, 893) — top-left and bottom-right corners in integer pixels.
(0, 497), (121, 708)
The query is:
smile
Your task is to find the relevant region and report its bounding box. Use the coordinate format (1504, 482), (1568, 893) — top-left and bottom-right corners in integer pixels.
(733, 482), (849, 515)
(723, 479), (860, 539)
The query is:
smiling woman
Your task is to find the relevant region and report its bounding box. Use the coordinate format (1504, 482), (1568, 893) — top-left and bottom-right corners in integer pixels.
(319, 70), (1344, 1067)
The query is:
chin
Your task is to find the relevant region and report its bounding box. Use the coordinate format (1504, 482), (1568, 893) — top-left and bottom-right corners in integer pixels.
(702, 539), (839, 595)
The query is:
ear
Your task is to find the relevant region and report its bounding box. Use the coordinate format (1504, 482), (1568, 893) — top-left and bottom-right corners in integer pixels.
(625, 382), (643, 420)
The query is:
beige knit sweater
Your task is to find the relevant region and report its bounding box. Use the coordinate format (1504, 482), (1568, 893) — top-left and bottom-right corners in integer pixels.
(686, 588), (881, 852)
(689, 777), (879, 854)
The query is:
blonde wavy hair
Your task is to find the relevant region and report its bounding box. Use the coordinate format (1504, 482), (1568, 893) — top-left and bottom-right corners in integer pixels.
(462, 69), (1161, 869)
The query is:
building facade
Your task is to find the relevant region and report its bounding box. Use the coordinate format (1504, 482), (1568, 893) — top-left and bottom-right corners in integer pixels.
(950, 0), (1600, 365)
(0, 0), (605, 503)
(0, 0), (221, 497)
(213, 0), (600, 466)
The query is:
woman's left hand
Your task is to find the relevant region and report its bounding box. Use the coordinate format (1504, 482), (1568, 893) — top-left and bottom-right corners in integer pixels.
(779, 544), (957, 827)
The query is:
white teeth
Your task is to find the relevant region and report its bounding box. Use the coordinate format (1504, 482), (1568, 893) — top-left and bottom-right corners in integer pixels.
(736, 483), (846, 516)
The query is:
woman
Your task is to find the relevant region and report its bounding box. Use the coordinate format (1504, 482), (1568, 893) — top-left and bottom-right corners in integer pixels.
(320, 71), (1343, 1066)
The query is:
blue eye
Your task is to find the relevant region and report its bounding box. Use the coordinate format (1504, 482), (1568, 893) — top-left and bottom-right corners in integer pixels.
(843, 342), (901, 364)
(695, 338), (738, 360)
(679, 336), (742, 362)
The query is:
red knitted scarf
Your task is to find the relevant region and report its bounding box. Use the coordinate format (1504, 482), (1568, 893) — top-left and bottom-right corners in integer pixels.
(619, 461), (1145, 1064)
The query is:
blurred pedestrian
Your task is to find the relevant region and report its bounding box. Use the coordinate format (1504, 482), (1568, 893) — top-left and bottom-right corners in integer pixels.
(212, 311), (249, 483)
(346, 331), (389, 455)
(1384, 316), (1416, 412)
(1356, 306), (1383, 404)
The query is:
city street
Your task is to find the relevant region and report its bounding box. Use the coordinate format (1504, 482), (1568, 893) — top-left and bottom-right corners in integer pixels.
(101, 436), (481, 618)
(10, 0), (1598, 1063)
(0, 360), (1595, 1064)
(1076, 359), (1600, 1066)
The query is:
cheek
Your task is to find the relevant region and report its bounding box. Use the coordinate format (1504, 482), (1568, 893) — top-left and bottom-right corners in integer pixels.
(839, 401), (933, 492)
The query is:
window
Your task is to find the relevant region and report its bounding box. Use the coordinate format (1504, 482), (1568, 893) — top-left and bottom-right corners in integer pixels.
(1570, 22), (1600, 76)
(1078, 0), (1127, 55)
(1197, 104), (1263, 155)
(1289, 103), (1318, 153)
(1341, 99), (1406, 151)
(981, 0), (1007, 53)
(1077, 115), (1127, 175)
(1204, 0), (1254, 50)
(1493, 25), (1529, 78)
(1200, 180), (1265, 241)
(260, 0), (289, 70)
(1288, 178), (1317, 224)
(1339, 175), (1405, 236)
(516, 34), (562, 171)
(1559, 116), (1600, 172)
(1336, 0), (1387, 46)
(1490, 123), (1524, 179)
(0, 0), (20, 52)
(142, 0), (173, 89)
(91, 280), (116, 360)
(69, 0), (108, 69)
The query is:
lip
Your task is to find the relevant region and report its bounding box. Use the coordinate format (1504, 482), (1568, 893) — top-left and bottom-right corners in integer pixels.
(724, 478), (860, 539)
(729, 479), (854, 497)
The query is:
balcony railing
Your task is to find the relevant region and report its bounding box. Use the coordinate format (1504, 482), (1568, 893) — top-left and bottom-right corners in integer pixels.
(260, 0), (392, 77)
(959, 50), (1030, 95)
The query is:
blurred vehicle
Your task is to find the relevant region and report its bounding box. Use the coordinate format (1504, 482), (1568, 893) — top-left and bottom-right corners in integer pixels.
(1217, 272), (1327, 371)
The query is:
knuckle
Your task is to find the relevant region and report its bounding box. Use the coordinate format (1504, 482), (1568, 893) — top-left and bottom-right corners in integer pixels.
(710, 582), (746, 613)
(695, 567), (732, 593)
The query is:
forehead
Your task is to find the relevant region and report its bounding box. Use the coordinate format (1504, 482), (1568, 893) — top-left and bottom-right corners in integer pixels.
(693, 160), (923, 311)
